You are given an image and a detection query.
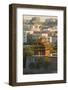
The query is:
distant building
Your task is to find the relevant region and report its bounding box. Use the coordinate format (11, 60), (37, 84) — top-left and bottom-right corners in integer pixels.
(49, 36), (57, 44)
(30, 31), (48, 41)
(48, 27), (57, 43)
(23, 17), (57, 44)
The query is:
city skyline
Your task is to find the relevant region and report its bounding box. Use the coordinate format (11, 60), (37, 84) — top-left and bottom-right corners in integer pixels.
(23, 15), (57, 75)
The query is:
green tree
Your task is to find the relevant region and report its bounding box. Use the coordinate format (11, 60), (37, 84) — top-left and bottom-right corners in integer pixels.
(23, 45), (34, 68)
(24, 45), (34, 56)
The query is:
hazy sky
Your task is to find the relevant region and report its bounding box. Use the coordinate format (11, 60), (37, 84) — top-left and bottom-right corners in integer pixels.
(23, 15), (57, 22)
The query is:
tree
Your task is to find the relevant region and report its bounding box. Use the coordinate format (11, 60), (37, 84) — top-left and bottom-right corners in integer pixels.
(23, 45), (34, 68)
(24, 46), (34, 56)
(27, 33), (34, 44)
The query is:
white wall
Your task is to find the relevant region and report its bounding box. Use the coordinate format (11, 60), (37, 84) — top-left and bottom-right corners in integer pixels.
(0, 0), (68, 90)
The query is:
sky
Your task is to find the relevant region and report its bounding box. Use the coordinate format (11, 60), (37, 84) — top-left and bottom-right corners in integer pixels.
(23, 15), (57, 22)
